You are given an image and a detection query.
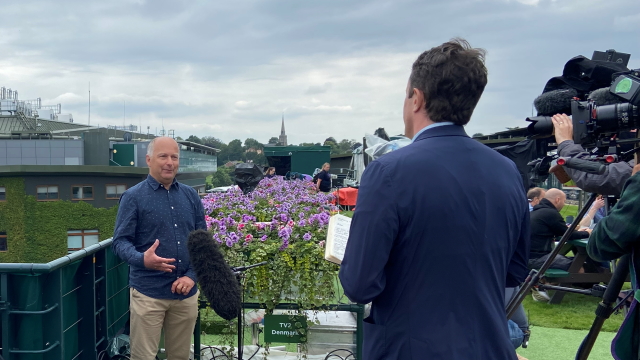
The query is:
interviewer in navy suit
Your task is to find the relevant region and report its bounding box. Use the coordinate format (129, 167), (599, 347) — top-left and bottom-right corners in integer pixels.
(339, 38), (530, 360)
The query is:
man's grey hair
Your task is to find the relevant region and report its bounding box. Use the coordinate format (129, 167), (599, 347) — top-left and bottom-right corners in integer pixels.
(146, 137), (180, 157)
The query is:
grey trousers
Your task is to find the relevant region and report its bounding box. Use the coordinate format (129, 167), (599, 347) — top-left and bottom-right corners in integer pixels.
(505, 286), (529, 332)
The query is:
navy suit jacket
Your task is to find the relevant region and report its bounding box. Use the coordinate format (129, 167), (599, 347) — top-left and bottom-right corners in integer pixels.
(339, 125), (530, 360)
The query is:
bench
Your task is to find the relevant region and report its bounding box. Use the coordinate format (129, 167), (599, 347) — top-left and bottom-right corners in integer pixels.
(544, 269), (570, 278)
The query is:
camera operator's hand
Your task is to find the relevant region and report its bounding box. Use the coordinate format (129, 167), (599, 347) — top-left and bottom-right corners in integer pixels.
(552, 114), (573, 145)
(633, 164), (640, 176)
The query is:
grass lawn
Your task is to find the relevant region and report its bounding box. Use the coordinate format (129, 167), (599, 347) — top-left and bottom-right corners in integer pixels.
(518, 326), (616, 360)
(560, 204), (579, 221)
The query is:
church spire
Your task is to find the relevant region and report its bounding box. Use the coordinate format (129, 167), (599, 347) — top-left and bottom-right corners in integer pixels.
(278, 113), (288, 146)
(280, 113), (286, 135)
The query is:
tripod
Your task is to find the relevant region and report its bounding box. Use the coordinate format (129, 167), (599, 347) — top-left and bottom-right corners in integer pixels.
(232, 262), (267, 360)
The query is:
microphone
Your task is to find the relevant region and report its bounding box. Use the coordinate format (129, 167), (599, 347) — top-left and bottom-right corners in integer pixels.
(533, 88), (578, 116)
(187, 229), (242, 321)
(588, 87), (627, 106)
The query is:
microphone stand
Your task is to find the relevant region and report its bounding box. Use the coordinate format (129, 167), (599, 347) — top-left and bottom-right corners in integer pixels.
(231, 261), (267, 360)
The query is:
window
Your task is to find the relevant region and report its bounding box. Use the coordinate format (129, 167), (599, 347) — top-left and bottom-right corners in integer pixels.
(106, 185), (127, 199)
(0, 187), (5, 201)
(67, 230), (100, 252)
(71, 185), (94, 200)
(36, 186), (59, 201)
(0, 232), (6, 251)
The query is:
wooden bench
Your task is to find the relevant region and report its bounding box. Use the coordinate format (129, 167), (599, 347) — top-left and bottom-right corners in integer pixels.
(543, 239), (613, 304)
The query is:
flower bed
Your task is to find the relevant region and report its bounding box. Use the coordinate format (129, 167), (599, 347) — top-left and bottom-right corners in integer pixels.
(201, 177), (340, 348)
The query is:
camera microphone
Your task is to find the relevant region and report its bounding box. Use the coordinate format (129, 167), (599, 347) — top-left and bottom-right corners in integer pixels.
(187, 229), (242, 321)
(533, 88), (578, 116)
(588, 87), (627, 106)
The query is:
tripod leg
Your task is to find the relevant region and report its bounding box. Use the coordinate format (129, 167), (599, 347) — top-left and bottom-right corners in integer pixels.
(575, 255), (630, 360)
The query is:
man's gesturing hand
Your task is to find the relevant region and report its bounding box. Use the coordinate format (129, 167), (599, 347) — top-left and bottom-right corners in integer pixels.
(143, 239), (176, 272)
(552, 114), (574, 145)
(633, 164), (640, 176)
(172, 276), (195, 295)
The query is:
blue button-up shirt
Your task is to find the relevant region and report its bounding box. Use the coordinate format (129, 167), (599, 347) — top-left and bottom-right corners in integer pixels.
(112, 175), (206, 300)
(411, 122), (455, 143)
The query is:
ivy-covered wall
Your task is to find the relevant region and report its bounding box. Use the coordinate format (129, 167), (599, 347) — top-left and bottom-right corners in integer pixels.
(0, 177), (118, 263)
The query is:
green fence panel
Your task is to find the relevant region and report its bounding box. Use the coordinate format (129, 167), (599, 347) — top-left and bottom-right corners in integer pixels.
(0, 239), (129, 360)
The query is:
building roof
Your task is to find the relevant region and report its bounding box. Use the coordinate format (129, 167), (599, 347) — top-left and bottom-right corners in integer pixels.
(0, 165), (208, 180)
(177, 140), (219, 154)
(0, 116), (92, 134)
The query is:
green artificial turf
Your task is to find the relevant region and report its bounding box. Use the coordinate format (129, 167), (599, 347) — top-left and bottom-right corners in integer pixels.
(518, 326), (616, 360)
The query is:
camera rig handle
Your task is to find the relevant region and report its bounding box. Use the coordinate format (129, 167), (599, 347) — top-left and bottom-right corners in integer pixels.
(558, 156), (607, 174)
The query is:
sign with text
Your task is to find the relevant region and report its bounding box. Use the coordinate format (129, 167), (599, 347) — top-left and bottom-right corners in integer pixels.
(263, 314), (307, 343)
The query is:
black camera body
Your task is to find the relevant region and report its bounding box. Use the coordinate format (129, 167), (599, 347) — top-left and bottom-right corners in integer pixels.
(572, 72), (640, 148)
(526, 71), (640, 147)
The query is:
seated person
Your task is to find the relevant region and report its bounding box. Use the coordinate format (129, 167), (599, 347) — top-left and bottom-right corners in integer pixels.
(579, 195), (606, 228)
(529, 188), (591, 301)
(530, 188), (591, 270)
(527, 187), (546, 212)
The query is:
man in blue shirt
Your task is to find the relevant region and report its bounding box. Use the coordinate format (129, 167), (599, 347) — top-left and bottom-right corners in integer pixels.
(527, 187), (546, 212)
(112, 137), (206, 360)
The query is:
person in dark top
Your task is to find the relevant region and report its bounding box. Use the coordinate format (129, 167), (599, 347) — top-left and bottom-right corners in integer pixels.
(587, 164), (640, 360)
(529, 188), (591, 271)
(265, 167), (276, 178)
(315, 163), (331, 192)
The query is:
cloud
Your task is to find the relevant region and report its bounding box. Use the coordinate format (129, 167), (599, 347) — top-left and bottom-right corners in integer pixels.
(305, 82), (333, 95)
(0, 0), (636, 145)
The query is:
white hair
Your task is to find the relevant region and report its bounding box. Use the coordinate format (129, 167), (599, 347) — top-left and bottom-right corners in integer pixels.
(147, 137), (180, 157)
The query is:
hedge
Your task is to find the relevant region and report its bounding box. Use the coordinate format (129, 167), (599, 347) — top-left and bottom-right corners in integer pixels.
(0, 177), (118, 263)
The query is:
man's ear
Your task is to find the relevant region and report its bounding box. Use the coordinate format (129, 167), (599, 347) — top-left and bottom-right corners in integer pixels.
(412, 88), (425, 113)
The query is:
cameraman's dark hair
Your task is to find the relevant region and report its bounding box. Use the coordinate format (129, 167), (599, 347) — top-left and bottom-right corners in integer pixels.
(409, 38), (488, 126)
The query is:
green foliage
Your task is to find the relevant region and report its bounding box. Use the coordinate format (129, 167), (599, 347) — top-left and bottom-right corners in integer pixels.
(186, 135), (203, 144)
(203, 179), (339, 356)
(210, 166), (234, 188)
(268, 137), (279, 144)
(0, 177), (118, 263)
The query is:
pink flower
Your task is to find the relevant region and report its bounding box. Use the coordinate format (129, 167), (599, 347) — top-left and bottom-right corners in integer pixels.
(237, 223), (245, 230)
(318, 240), (325, 248)
(287, 220), (295, 227)
(245, 234), (254, 242)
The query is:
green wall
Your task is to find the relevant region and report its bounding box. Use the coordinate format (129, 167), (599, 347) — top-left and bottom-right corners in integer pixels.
(0, 177), (118, 263)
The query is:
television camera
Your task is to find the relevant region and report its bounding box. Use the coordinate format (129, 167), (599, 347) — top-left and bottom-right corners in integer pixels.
(524, 50), (640, 185)
(506, 50), (639, 360)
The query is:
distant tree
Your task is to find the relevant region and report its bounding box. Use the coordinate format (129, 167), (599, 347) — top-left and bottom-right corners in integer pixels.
(299, 142), (317, 147)
(505, 127), (521, 130)
(210, 166), (233, 187)
(201, 136), (225, 149)
(186, 135), (202, 144)
(176, 136), (184, 141)
(337, 139), (356, 154)
(225, 139), (245, 161)
(244, 138), (263, 150)
(325, 137), (337, 144)
(472, 133), (484, 138)
(268, 137), (279, 145)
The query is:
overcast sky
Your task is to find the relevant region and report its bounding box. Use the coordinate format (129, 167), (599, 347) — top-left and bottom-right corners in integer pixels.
(0, 0), (638, 145)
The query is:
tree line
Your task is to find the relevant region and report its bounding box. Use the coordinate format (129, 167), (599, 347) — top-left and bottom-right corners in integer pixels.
(180, 135), (362, 189)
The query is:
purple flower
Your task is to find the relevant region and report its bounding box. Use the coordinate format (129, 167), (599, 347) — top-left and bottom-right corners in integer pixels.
(303, 232), (312, 241)
(260, 235), (268, 242)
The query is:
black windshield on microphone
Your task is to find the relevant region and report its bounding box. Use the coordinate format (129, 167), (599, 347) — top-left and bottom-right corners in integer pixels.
(533, 88), (579, 116)
(187, 229), (241, 321)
